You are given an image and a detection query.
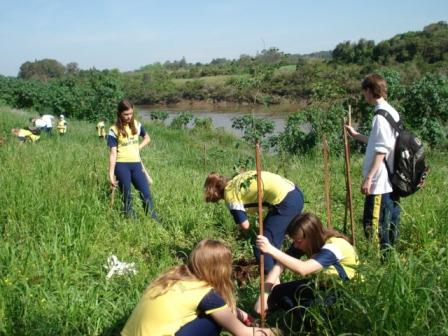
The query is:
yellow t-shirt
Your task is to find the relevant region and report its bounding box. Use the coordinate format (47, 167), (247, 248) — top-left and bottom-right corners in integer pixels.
(313, 237), (359, 280)
(108, 120), (144, 163)
(57, 120), (67, 133)
(97, 121), (106, 137)
(17, 129), (40, 142)
(121, 280), (227, 336)
(224, 170), (295, 212)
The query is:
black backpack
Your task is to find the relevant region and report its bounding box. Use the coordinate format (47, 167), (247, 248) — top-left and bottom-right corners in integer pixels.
(375, 109), (429, 197)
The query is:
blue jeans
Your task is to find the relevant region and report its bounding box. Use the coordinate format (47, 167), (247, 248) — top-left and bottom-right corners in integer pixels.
(253, 187), (304, 273)
(114, 162), (157, 219)
(363, 193), (401, 251)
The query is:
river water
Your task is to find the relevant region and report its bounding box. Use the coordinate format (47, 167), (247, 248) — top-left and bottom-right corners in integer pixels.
(137, 102), (302, 136)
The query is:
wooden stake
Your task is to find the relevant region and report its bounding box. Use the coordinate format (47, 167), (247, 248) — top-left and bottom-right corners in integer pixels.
(142, 163), (153, 185)
(343, 191), (348, 235)
(348, 104), (352, 127)
(255, 140), (266, 326)
(322, 136), (332, 229)
(343, 118), (356, 246)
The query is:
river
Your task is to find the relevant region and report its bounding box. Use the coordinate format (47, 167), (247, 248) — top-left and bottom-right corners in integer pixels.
(137, 101), (303, 136)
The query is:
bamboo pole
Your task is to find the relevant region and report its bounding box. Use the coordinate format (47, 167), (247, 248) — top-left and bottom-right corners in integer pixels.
(348, 105), (352, 127)
(255, 140), (266, 326)
(343, 117), (356, 246)
(322, 135), (332, 229)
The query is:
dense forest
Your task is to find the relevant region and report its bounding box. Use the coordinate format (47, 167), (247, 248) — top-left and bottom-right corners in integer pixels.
(1, 21), (447, 150)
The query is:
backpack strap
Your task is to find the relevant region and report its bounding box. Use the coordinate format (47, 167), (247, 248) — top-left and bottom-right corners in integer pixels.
(375, 109), (403, 132)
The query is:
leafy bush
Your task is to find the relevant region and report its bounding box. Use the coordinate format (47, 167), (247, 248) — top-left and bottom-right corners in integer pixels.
(193, 117), (213, 130)
(170, 112), (194, 129)
(150, 110), (169, 122)
(231, 115), (274, 144)
(275, 105), (346, 155)
(0, 70), (124, 121)
(402, 73), (448, 146)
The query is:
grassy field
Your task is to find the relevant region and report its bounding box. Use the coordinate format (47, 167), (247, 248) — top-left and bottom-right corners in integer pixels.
(0, 105), (447, 335)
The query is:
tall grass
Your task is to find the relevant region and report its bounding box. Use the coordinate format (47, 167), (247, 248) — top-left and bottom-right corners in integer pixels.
(0, 105), (447, 335)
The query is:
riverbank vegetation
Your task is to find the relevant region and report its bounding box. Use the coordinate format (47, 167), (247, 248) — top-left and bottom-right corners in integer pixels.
(1, 22), (447, 151)
(1, 106), (447, 335)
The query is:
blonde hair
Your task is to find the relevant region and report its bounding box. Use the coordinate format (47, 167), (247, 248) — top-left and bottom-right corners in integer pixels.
(204, 172), (228, 202)
(147, 239), (236, 311)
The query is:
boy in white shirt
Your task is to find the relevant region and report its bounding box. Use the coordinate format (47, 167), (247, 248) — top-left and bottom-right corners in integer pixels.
(346, 74), (401, 255)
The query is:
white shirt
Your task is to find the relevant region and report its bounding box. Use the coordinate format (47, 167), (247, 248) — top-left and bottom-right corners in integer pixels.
(41, 115), (54, 128)
(35, 118), (46, 128)
(362, 101), (399, 195)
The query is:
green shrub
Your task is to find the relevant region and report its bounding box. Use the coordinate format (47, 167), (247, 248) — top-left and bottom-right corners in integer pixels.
(149, 110), (169, 122)
(231, 115), (274, 144)
(170, 112), (194, 129)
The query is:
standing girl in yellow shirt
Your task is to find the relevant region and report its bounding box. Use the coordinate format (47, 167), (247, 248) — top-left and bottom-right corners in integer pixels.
(107, 99), (157, 219)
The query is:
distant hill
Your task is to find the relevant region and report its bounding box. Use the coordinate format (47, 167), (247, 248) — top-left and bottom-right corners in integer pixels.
(332, 21), (448, 65)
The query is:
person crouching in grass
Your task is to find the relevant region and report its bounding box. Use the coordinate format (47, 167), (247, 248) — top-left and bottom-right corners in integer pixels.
(121, 239), (280, 336)
(254, 213), (359, 327)
(11, 128), (40, 143)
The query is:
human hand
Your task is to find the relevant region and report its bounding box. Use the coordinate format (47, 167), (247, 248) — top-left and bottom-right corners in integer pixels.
(109, 175), (118, 188)
(361, 176), (372, 195)
(253, 293), (269, 316)
(345, 125), (359, 138)
(256, 235), (275, 255)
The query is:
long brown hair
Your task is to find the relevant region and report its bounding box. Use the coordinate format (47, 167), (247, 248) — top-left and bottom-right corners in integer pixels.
(204, 172), (229, 202)
(147, 239), (236, 311)
(115, 99), (137, 138)
(286, 212), (350, 257)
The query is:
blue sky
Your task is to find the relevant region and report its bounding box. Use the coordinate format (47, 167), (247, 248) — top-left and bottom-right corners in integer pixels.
(0, 0), (447, 76)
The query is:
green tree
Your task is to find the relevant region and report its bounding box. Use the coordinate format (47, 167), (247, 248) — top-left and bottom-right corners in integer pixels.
(18, 59), (66, 80)
(403, 73), (448, 146)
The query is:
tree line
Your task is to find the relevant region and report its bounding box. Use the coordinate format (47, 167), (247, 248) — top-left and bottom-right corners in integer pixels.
(1, 21), (447, 150)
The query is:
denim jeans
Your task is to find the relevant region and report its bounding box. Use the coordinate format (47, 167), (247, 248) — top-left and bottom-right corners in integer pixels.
(363, 192), (401, 251)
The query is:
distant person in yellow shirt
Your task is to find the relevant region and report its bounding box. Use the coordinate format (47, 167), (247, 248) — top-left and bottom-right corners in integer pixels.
(96, 119), (106, 139)
(121, 239), (279, 336)
(107, 99), (157, 219)
(57, 115), (67, 136)
(11, 128), (40, 143)
(204, 171), (304, 274)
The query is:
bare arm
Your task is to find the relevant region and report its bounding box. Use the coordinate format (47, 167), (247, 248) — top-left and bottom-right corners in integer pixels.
(345, 125), (368, 144)
(139, 133), (150, 150)
(361, 152), (385, 195)
(256, 236), (322, 277)
(211, 308), (280, 336)
(239, 219), (250, 231)
(254, 263), (283, 315)
(109, 147), (118, 188)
